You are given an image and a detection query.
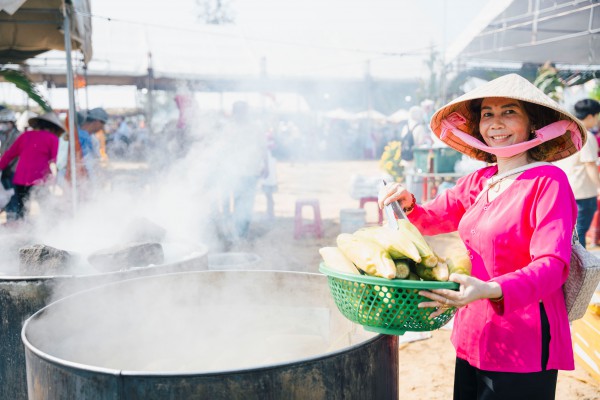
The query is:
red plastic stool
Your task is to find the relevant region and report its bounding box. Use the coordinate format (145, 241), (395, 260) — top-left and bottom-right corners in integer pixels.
(359, 196), (383, 224)
(294, 199), (323, 239)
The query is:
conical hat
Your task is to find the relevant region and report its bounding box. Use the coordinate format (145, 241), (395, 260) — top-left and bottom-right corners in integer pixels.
(28, 112), (66, 133)
(430, 73), (587, 162)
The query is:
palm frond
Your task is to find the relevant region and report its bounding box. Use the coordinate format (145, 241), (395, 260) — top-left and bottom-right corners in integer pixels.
(0, 68), (53, 112)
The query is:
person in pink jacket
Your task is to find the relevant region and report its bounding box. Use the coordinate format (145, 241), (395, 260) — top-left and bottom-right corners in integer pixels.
(0, 112), (63, 221)
(379, 74), (586, 400)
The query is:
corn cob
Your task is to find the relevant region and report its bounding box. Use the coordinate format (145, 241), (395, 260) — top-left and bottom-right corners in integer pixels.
(446, 253), (472, 276)
(414, 261), (449, 281)
(319, 247), (360, 275)
(407, 271), (420, 281)
(394, 259), (412, 279)
(354, 226), (421, 263)
(396, 220), (438, 267)
(336, 233), (396, 279)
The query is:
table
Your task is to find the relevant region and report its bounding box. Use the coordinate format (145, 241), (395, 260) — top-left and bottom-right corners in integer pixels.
(404, 172), (465, 203)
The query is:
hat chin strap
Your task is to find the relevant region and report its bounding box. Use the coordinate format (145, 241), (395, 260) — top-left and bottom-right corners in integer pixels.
(440, 112), (582, 158)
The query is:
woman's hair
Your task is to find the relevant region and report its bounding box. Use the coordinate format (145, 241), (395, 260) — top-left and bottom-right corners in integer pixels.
(30, 119), (63, 134)
(466, 98), (567, 163)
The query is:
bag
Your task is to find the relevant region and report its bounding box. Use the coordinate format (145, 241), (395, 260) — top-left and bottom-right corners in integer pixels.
(565, 233), (600, 321)
(400, 123), (421, 162)
(474, 162), (600, 321)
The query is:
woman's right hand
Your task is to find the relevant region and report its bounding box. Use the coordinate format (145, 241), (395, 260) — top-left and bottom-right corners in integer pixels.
(378, 182), (414, 211)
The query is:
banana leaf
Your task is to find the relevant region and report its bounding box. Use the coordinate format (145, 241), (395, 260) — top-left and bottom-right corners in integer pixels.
(0, 68), (52, 112)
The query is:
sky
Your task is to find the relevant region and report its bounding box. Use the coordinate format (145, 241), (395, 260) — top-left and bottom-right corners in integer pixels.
(83, 0), (493, 79)
(2, 0), (498, 110)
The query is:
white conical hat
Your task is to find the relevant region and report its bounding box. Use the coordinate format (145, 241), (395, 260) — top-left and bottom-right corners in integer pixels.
(28, 112), (66, 133)
(430, 73), (587, 162)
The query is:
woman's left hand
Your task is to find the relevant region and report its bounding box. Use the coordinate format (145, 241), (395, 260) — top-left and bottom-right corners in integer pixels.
(418, 273), (501, 319)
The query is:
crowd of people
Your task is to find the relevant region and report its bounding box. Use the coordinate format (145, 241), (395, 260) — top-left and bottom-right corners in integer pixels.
(0, 105), (113, 223)
(0, 100), (279, 244)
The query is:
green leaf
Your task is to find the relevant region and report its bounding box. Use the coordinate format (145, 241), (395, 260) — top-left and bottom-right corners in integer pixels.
(0, 68), (53, 112)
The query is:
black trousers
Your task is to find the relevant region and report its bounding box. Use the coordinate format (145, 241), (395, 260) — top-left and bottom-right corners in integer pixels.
(10, 184), (33, 219)
(453, 303), (558, 400)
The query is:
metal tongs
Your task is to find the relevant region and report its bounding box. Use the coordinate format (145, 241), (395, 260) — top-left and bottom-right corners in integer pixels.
(382, 180), (408, 230)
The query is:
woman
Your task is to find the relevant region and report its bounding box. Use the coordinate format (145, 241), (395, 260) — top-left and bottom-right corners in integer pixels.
(0, 112), (64, 221)
(379, 74), (585, 400)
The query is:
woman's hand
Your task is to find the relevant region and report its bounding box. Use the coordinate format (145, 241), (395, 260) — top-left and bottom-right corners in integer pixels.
(378, 181), (414, 211)
(417, 273), (503, 319)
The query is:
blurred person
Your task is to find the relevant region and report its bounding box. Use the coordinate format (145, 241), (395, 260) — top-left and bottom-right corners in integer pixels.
(221, 101), (266, 240)
(0, 112), (63, 221)
(554, 98), (600, 247)
(80, 108), (108, 184)
(129, 119), (151, 161)
(76, 110), (94, 158)
(380, 74), (584, 400)
(421, 99), (436, 123)
(55, 131), (69, 188)
(0, 108), (21, 190)
(400, 105), (433, 200)
(107, 117), (132, 159)
(96, 123), (109, 163)
(259, 131), (278, 221)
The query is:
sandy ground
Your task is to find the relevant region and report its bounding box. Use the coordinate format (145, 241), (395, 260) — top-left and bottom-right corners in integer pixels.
(233, 160), (600, 400)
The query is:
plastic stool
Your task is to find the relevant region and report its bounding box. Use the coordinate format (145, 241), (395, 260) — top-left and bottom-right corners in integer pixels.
(359, 196), (383, 224)
(294, 199), (323, 239)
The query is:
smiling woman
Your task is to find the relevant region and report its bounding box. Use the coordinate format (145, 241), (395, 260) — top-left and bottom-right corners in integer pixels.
(478, 98), (530, 146)
(466, 97), (570, 164)
(379, 73), (587, 400)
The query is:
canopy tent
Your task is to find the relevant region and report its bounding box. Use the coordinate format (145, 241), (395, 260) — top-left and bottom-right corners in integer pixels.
(449, 0), (600, 67)
(0, 0), (93, 214)
(322, 108), (356, 120)
(387, 108), (409, 123)
(0, 0), (92, 64)
(354, 109), (387, 121)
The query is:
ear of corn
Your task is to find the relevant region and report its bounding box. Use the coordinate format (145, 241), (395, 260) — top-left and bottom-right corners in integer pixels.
(319, 247), (360, 275)
(414, 261), (449, 281)
(394, 259), (412, 279)
(407, 271), (421, 281)
(446, 253), (472, 276)
(396, 220), (438, 266)
(336, 233), (396, 279)
(354, 226), (421, 263)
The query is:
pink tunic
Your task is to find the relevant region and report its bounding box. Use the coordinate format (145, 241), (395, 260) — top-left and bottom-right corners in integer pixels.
(0, 130), (58, 186)
(409, 164), (576, 372)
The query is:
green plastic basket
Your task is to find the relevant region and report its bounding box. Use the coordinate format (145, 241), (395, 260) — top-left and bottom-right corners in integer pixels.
(319, 263), (459, 335)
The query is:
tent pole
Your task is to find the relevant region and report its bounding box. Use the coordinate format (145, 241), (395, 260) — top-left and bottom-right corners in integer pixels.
(63, 4), (78, 215)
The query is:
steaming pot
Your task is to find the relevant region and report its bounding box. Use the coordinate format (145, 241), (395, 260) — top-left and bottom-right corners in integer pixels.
(23, 270), (398, 399)
(0, 242), (208, 400)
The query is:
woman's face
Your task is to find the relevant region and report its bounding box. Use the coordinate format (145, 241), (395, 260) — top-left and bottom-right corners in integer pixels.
(479, 97), (531, 148)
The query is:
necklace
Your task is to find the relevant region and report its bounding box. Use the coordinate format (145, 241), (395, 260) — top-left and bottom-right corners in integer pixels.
(486, 167), (528, 192)
(488, 176), (506, 192)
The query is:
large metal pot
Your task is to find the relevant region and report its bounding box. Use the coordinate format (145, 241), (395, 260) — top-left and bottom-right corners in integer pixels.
(207, 252), (261, 270)
(23, 271), (398, 400)
(0, 241), (208, 400)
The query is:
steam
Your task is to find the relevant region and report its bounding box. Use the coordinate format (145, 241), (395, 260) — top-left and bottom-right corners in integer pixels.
(24, 271), (371, 373)
(2, 99), (269, 274)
